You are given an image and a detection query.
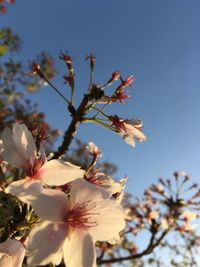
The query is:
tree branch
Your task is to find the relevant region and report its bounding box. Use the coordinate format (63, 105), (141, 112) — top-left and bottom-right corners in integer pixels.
(98, 230), (168, 265)
(52, 94), (91, 159)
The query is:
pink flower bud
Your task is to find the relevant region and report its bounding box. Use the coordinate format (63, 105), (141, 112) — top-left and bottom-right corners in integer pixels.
(112, 71), (121, 81)
(122, 75), (134, 87)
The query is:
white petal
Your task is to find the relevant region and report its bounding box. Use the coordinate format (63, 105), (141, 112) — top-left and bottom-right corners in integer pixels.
(70, 179), (109, 207)
(27, 221), (67, 266)
(5, 179), (43, 204)
(40, 160), (85, 186)
(88, 199), (126, 241)
(1, 127), (25, 168)
(0, 239), (25, 267)
(124, 125), (146, 146)
(69, 179), (125, 241)
(12, 124), (37, 161)
(133, 128), (146, 142)
(123, 134), (136, 147)
(31, 188), (68, 222)
(64, 230), (96, 267)
(52, 249), (63, 265)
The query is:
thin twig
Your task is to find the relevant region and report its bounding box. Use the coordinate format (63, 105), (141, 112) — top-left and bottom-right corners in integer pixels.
(98, 230), (168, 265)
(43, 78), (70, 105)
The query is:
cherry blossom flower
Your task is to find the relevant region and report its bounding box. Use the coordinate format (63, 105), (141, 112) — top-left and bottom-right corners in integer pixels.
(177, 223), (198, 233)
(26, 179), (126, 267)
(182, 210), (197, 221)
(109, 115), (146, 147)
(0, 239), (25, 267)
(0, 124), (85, 203)
(176, 210), (198, 233)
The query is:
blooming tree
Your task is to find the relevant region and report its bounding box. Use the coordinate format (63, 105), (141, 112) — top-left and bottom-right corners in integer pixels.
(0, 4), (200, 267)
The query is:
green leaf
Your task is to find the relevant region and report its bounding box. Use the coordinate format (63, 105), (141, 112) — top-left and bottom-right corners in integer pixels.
(0, 44), (8, 56)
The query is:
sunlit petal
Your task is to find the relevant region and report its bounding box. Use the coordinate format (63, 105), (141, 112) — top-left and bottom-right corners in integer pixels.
(41, 160), (85, 186)
(12, 124), (37, 160)
(88, 199), (126, 241)
(1, 127), (25, 168)
(5, 179), (42, 204)
(123, 125), (146, 147)
(63, 230), (96, 267)
(70, 179), (109, 207)
(27, 221), (67, 266)
(31, 188), (68, 222)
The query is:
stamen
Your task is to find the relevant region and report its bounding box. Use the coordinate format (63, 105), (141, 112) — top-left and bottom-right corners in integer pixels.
(67, 200), (100, 230)
(26, 157), (44, 178)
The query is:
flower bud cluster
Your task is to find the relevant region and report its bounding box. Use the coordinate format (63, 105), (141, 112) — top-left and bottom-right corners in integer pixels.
(125, 172), (200, 239)
(0, 124), (126, 267)
(29, 52), (146, 148)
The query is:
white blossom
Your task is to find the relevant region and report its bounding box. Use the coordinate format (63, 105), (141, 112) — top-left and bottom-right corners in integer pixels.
(109, 116), (146, 147)
(27, 179), (126, 267)
(0, 124), (85, 203)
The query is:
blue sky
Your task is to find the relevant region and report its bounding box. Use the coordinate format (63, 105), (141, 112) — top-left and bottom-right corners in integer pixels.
(2, 0), (200, 197)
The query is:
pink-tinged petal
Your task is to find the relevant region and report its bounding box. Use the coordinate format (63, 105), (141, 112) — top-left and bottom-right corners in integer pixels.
(123, 134), (136, 147)
(64, 230), (96, 267)
(31, 188), (68, 222)
(123, 125), (146, 147)
(27, 221), (67, 266)
(5, 179), (43, 204)
(40, 160), (85, 186)
(88, 199), (126, 241)
(70, 179), (109, 207)
(1, 127), (25, 168)
(12, 124), (37, 161)
(0, 238), (25, 267)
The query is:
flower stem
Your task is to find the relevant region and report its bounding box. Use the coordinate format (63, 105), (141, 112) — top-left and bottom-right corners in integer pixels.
(83, 118), (114, 131)
(44, 78), (70, 105)
(92, 106), (110, 119)
(93, 103), (109, 119)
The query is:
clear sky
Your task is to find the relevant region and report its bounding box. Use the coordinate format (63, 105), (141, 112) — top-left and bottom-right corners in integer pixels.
(1, 0), (200, 197)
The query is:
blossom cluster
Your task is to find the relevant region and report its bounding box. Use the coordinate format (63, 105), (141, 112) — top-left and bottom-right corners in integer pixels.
(0, 124), (126, 267)
(94, 172), (200, 266)
(0, 49), (148, 266)
(125, 172), (200, 234)
(29, 52), (146, 150)
(1, 48), (199, 266)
